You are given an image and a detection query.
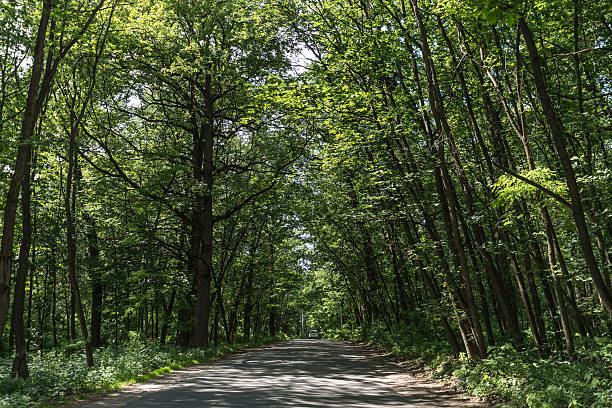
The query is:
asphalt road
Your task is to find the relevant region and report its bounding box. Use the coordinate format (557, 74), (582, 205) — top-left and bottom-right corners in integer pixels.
(108, 339), (474, 408)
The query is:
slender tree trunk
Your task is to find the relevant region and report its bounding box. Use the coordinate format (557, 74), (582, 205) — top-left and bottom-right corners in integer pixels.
(0, 0), (54, 351)
(70, 293), (77, 340)
(11, 150), (32, 379)
(518, 219), (547, 347)
(26, 250), (35, 350)
(65, 123), (94, 367)
(519, 17), (612, 317)
(440, 19), (523, 344)
(160, 287), (176, 346)
(540, 207), (575, 360)
(51, 250), (57, 347)
(269, 290), (277, 337)
(409, 0), (486, 358)
(243, 261), (254, 343)
(85, 215), (102, 348)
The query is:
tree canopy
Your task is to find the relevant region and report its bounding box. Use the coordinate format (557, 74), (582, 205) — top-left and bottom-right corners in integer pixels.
(0, 0), (611, 405)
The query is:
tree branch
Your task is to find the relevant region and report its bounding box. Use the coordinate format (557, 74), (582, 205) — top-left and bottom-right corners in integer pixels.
(492, 161), (572, 209)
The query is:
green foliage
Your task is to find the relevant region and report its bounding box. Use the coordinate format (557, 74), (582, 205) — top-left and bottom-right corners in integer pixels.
(453, 337), (612, 407)
(493, 168), (569, 208)
(0, 337), (284, 408)
(335, 325), (612, 408)
(437, 0), (520, 24)
(328, 322), (454, 363)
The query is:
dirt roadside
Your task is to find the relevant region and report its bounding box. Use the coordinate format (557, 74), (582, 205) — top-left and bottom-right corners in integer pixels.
(341, 341), (494, 407)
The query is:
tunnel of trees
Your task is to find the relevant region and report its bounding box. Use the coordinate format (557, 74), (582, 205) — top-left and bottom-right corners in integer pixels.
(0, 0), (611, 405)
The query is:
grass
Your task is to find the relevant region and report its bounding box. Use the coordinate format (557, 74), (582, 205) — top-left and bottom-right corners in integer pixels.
(0, 335), (286, 408)
(326, 323), (612, 407)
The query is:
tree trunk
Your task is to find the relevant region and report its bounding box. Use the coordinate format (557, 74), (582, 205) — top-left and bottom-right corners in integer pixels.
(269, 291), (277, 337)
(51, 250), (57, 347)
(408, 0), (487, 358)
(519, 17), (612, 317)
(11, 151), (32, 379)
(85, 215), (102, 348)
(0, 0), (54, 351)
(192, 73), (214, 347)
(65, 124), (94, 367)
(160, 287), (176, 346)
(243, 261), (254, 343)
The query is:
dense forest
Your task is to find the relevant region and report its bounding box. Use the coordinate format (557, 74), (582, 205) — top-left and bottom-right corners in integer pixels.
(0, 0), (611, 406)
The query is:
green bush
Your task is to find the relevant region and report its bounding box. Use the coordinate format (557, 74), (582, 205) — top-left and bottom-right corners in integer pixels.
(0, 336), (284, 408)
(453, 338), (612, 407)
(332, 324), (612, 407)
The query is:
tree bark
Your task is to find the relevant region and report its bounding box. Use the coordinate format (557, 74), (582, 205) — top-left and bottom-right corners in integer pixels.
(0, 0), (53, 350)
(243, 260), (255, 342)
(11, 150), (32, 379)
(192, 72), (214, 347)
(519, 17), (612, 317)
(85, 214), (102, 348)
(65, 124), (94, 367)
(160, 287), (176, 346)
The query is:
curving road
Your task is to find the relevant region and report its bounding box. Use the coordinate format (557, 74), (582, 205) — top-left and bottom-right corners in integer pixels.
(80, 340), (479, 407)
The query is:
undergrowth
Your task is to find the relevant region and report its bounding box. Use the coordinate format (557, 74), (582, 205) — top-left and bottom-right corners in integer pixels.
(327, 324), (612, 407)
(0, 335), (286, 408)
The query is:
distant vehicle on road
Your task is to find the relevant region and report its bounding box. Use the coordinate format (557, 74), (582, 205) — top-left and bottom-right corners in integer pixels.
(308, 330), (319, 339)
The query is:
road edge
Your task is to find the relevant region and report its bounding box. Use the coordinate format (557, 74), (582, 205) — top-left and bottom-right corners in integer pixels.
(56, 340), (289, 408)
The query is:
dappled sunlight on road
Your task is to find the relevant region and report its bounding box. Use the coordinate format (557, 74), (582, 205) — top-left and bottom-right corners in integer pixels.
(119, 340), (470, 407)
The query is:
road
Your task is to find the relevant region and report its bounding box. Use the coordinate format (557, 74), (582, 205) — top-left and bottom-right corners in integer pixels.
(80, 339), (480, 407)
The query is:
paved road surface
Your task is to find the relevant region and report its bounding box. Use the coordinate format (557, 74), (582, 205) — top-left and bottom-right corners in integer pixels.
(81, 340), (479, 407)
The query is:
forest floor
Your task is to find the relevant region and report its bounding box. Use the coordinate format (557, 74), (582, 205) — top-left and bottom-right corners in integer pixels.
(64, 339), (487, 407)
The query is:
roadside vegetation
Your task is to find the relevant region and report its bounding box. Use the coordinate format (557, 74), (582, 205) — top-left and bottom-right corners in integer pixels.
(0, 336), (285, 408)
(327, 324), (612, 407)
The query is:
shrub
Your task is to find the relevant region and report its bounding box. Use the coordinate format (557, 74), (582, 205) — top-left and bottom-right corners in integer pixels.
(332, 323), (612, 407)
(0, 336), (284, 408)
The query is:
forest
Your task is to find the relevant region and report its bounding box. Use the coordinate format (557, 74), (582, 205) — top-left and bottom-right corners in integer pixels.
(0, 0), (611, 406)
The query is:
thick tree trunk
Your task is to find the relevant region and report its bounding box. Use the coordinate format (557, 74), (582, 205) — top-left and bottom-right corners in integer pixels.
(193, 202), (213, 347)
(192, 73), (214, 347)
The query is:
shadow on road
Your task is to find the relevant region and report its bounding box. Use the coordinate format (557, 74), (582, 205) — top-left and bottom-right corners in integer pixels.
(123, 339), (473, 407)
